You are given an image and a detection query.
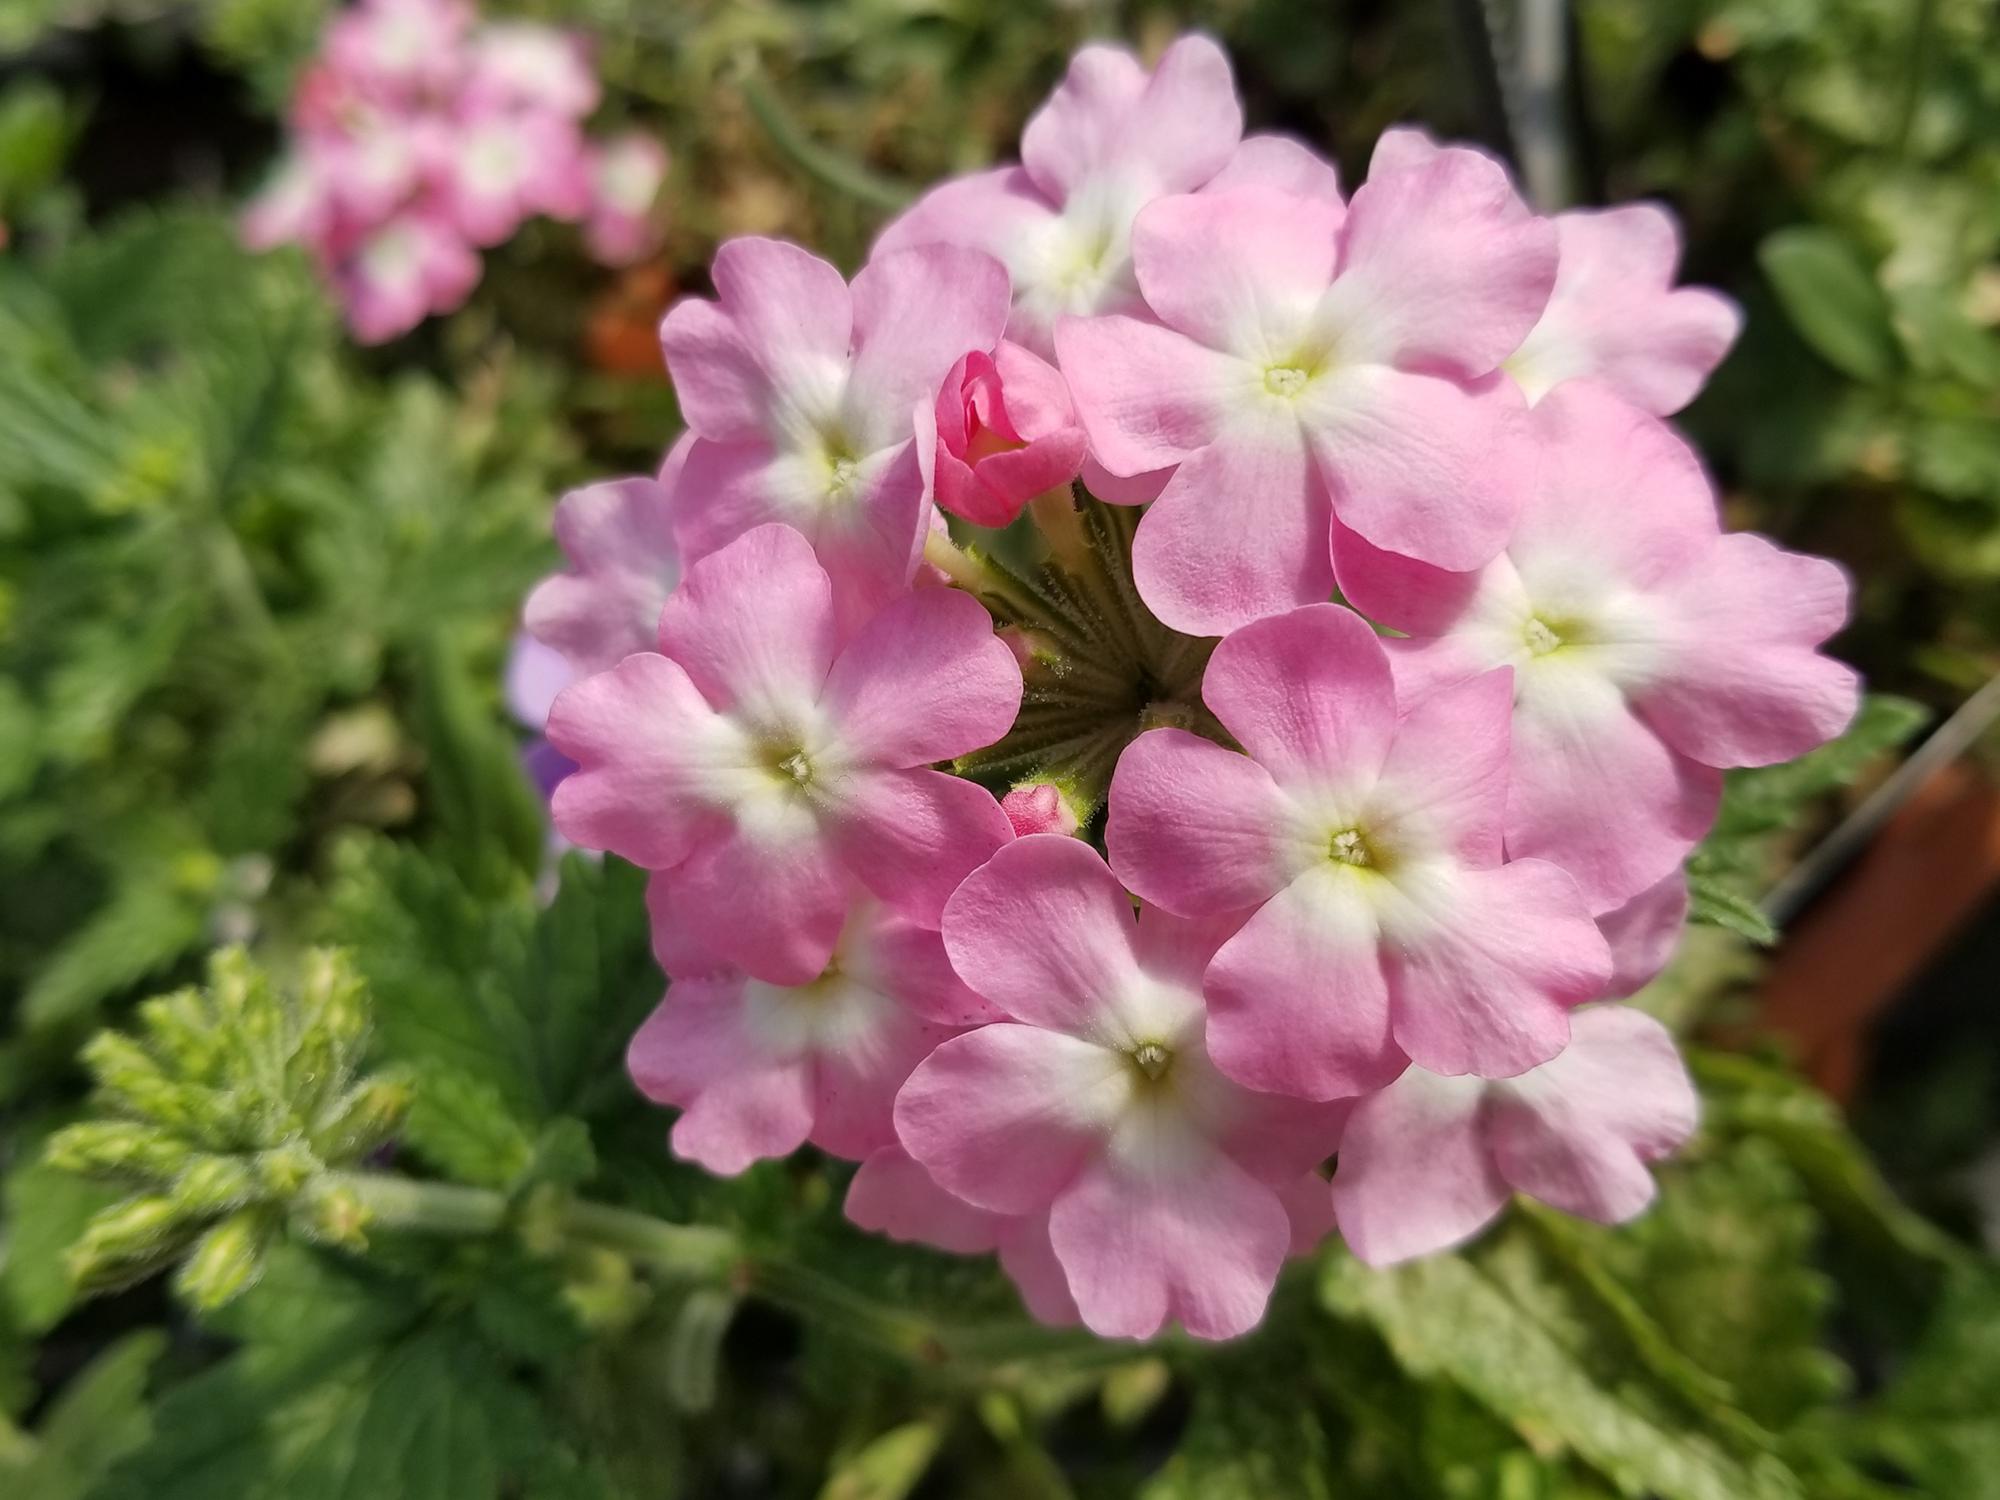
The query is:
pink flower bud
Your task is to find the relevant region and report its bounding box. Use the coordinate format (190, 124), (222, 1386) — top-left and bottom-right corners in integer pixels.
(1000, 782), (1081, 839)
(929, 342), (1087, 528)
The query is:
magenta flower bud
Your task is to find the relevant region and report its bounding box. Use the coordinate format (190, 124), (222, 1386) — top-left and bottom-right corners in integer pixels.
(1000, 783), (1081, 839)
(925, 343), (1087, 529)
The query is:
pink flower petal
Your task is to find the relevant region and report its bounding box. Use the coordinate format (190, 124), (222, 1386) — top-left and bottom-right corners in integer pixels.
(1487, 1004), (1697, 1221)
(1106, 728), (1293, 916)
(660, 237), (854, 443)
(845, 1147), (1004, 1253)
(657, 817), (849, 985)
(1636, 534), (1860, 768)
(847, 244), (1013, 445)
(627, 984), (816, 1174)
(1206, 134), (1344, 203)
(1331, 1067), (1509, 1265)
(1370, 667), (1514, 867)
(644, 871), (732, 979)
(1305, 368), (1526, 573)
(1512, 383), (1719, 588)
(895, 1024), (1130, 1214)
(1131, 187), (1343, 354)
(1054, 312), (1239, 477)
(1508, 669), (1722, 912)
(1276, 1172), (1339, 1258)
(1597, 871), (1689, 998)
(655, 523), (837, 725)
(1205, 867), (1406, 1098)
(1330, 142), (1556, 378)
(821, 586), (1022, 767)
(546, 654), (737, 869)
(1200, 602), (1396, 790)
(523, 472), (681, 675)
(1331, 517), (1484, 637)
(825, 767), (1014, 926)
(859, 911), (1005, 1027)
(997, 1216), (1081, 1325)
(1382, 859), (1609, 1078)
(1048, 1151), (1289, 1341)
(1509, 205), (1741, 415)
(1130, 418), (1334, 635)
(941, 834), (1142, 1031)
(1020, 35), (1241, 203)
(810, 1009), (957, 1162)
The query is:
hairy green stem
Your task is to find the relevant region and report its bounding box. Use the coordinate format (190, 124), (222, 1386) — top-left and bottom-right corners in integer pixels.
(325, 1171), (1105, 1374)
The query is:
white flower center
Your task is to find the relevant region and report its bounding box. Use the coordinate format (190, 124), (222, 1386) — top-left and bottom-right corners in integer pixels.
(1264, 365), (1310, 398)
(1328, 828), (1372, 866)
(1523, 616), (1564, 656)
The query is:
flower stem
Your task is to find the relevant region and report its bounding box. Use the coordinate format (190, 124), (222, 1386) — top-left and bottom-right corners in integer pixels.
(321, 1171), (1104, 1375)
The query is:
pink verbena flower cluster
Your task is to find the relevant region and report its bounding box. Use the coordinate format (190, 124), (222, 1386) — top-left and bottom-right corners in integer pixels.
(517, 35), (1857, 1342)
(242, 0), (668, 342)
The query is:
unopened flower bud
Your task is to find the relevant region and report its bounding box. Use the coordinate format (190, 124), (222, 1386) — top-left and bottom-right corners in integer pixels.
(312, 1077), (410, 1163)
(44, 1121), (188, 1183)
(294, 1178), (371, 1249)
(80, 1032), (186, 1124)
(254, 1142), (322, 1198)
(136, 988), (226, 1085)
(67, 1196), (197, 1296)
(1001, 781), (1084, 839)
(172, 1154), (261, 1215)
(175, 1209), (272, 1310)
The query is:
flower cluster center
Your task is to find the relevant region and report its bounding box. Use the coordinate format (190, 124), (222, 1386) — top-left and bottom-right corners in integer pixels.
(1329, 827), (1374, 867)
(1129, 1040), (1175, 1084)
(1264, 364), (1310, 398)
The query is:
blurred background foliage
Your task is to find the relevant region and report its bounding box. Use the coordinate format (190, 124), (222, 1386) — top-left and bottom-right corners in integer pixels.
(1, 1), (1998, 1496)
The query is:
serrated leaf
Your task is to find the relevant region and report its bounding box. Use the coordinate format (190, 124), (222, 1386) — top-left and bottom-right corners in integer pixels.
(9, 1331), (161, 1500)
(401, 1066), (536, 1189)
(1759, 228), (1900, 383)
(1140, 1376), (1336, 1500)
(1686, 876), (1777, 945)
(1322, 1249), (1801, 1500)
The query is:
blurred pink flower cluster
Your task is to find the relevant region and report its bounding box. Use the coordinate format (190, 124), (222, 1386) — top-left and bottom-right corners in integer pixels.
(515, 35), (1858, 1342)
(242, 0), (667, 342)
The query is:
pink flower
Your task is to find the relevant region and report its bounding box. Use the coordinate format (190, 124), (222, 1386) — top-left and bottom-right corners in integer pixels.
(875, 35), (1338, 358)
(325, 0), (472, 97)
(336, 210), (481, 343)
(1057, 131), (1558, 634)
(1331, 1004), (1698, 1264)
(524, 437), (688, 678)
(999, 781), (1082, 839)
(1106, 603), (1610, 1095)
(1334, 382), (1859, 911)
(894, 836), (1346, 1341)
(584, 133), (668, 266)
(463, 22), (599, 118)
(547, 523), (1022, 984)
(659, 239), (1011, 625)
(436, 105), (591, 245)
(1507, 205), (1741, 414)
(242, 153), (333, 252)
(920, 341), (1087, 527)
(846, 1148), (1080, 1326)
(628, 894), (993, 1175)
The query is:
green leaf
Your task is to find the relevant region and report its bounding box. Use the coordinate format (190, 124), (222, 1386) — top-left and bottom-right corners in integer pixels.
(95, 1255), (553, 1500)
(1140, 1376), (1337, 1500)
(335, 842), (658, 1131)
(1861, 1266), (2000, 1498)
(400, 1066), (536, 1190)
(1759, 229), (1901, 383)
(9, 1331), (162, 1500)
(1686, 877), (1777, 945)
(819, 1417), (947, 1500)
(1, 1153), (122, 1335)
(1322, 1248), (1802, 1500)
(409, 631), (544, 894)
